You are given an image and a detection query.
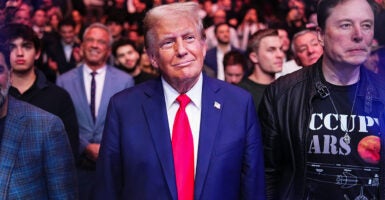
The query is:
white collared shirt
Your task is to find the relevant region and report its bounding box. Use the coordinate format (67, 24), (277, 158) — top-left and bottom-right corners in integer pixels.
(62, 41), (74, 62)
(83, 65), (107, 119)
(216, 45), (231, 81)
(163, 73), (202, 173)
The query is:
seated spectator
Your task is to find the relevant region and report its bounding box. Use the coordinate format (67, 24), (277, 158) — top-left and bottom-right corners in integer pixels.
(276, 29), (323, 78)
(112, 39), (156, 85)
(223, 50), (247, 84)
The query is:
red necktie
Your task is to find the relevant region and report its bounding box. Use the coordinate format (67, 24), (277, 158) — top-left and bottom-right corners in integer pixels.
(172, 94), (194, 200)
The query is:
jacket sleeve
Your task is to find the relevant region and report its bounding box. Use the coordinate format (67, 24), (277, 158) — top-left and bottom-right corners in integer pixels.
(242, 95), (266, 199)
(258, 85), (283, 200)
(94, 97), (123, 199)
(44, 115), (78, 199)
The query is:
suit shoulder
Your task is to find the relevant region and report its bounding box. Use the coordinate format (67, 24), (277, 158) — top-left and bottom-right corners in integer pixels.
(206, 76), (252, 99)
(57, 67), (80, 81)
(9, 98), (62, 122)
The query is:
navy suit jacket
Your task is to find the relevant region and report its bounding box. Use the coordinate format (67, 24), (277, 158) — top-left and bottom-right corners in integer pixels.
(95, 75), (265, 199)
(204, 46), (243, 77)
(0, 97), (77, 199)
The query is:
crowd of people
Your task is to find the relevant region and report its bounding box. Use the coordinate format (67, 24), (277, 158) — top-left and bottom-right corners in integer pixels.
(0, 0), (384, 199)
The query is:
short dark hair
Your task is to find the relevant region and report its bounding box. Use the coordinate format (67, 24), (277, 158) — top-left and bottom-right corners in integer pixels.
(0, 23), (41, 52)
(317, 0), (378, 30)
(111, 39), (140, 57)
(223, 50), (247, 73)
(58, 18), (76, 30)
(247, 29), (279, 55)
(214, 22), (229, 35)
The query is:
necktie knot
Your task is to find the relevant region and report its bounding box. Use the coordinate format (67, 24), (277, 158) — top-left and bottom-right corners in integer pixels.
(176, 94), (190, 109)
(90, 71), (97, 77)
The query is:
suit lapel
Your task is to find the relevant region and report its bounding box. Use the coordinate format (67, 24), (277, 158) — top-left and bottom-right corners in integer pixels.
(74, 66), (94, 125)
(195, 76), (222, 200)
(97, 66), (114, 126)
(142, 79), (177, 200)
(0, 98), (26, 198)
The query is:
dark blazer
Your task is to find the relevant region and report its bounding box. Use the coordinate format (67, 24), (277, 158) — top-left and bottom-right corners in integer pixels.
(95, 75), (265, 199)
(203, 46), (243, 77)
(48, 41), (80, 75)
(0, 97), (77, 199)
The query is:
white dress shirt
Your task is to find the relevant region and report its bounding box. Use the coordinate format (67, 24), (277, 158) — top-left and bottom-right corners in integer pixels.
(83, 65), (107, 119)
(163, 73), (202, 173)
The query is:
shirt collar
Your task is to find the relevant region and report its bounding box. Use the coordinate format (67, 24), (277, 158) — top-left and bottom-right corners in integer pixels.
(162, 73), (203, 109)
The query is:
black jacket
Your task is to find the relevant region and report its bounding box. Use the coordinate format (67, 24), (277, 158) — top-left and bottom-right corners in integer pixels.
(9, 69), (79, 160)
(259, 58), (385, 199)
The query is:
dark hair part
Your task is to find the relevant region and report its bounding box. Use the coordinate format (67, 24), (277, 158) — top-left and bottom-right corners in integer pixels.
(111, 39), (140, 57)
(223, 50), (247, 72)
(247, 29), (279, 55)
(0, 23), (41, 52)
(317, 0), (379, 30)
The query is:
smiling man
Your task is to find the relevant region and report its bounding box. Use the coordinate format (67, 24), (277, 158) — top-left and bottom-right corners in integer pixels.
(259, 0), (385, 199)
(95, 2), (265, 200)
(56, 23), (134, 200)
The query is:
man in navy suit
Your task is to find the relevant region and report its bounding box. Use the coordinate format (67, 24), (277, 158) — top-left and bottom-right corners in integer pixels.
(95, 2), (265, 200)
(204, 22), (243, 80)
(56, 23), (134, 199)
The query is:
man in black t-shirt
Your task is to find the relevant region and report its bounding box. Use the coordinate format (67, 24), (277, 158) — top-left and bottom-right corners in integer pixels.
(259, 0), (385, 199)
(112, 38), (156, 85)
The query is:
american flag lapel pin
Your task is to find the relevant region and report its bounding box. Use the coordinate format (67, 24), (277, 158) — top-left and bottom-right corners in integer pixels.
(214, 101), (221, 110)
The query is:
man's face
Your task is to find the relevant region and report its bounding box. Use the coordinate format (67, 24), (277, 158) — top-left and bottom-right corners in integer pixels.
(294, 32), (323, 67)
(13, 9), (31, 26)
(9, 38), (40, 74)
(215, 24), (230, 45)
(213, 10), (226, 25)
(107, 22), (123, 39)
(149, 17), (206, 90)
(0, 54), (10, 109)
(224, 64), (244, 84)
(278, 29), (290, 52)
(33, 10), (46, 27)
(81, 27), (111, 68)
(115, 44), (140, 70)
(59, 25), (76, 44)
(254, 36), (284, 74)
(319, 0), (374, 67)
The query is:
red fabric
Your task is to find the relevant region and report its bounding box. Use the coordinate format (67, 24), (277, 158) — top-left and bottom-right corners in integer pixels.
(172, 94), (194, 200)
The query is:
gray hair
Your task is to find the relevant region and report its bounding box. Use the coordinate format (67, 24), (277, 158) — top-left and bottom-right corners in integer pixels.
(82, 23), (114, 46)
(290, 29), (318, 55)
(143, 2), (206, 57)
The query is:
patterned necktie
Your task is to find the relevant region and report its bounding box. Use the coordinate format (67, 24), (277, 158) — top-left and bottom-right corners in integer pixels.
(172, 94), (194, 200)
(90, 71), (97, 123)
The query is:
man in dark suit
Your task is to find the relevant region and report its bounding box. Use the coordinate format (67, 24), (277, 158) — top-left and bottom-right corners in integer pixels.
(204, 22), (243, 80)
(45, 18), (81, 82)
(95, 2), (265, 200)
(0, 39), (77, 199)
(56, 22), (134, 200)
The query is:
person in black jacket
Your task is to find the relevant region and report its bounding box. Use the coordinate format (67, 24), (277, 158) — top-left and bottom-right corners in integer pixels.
(1, 23), (79, 160)
(259, 0), (385, 199)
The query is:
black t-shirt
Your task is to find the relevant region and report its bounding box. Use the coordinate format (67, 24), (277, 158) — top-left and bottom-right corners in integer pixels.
(306, 82), (381, 199)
